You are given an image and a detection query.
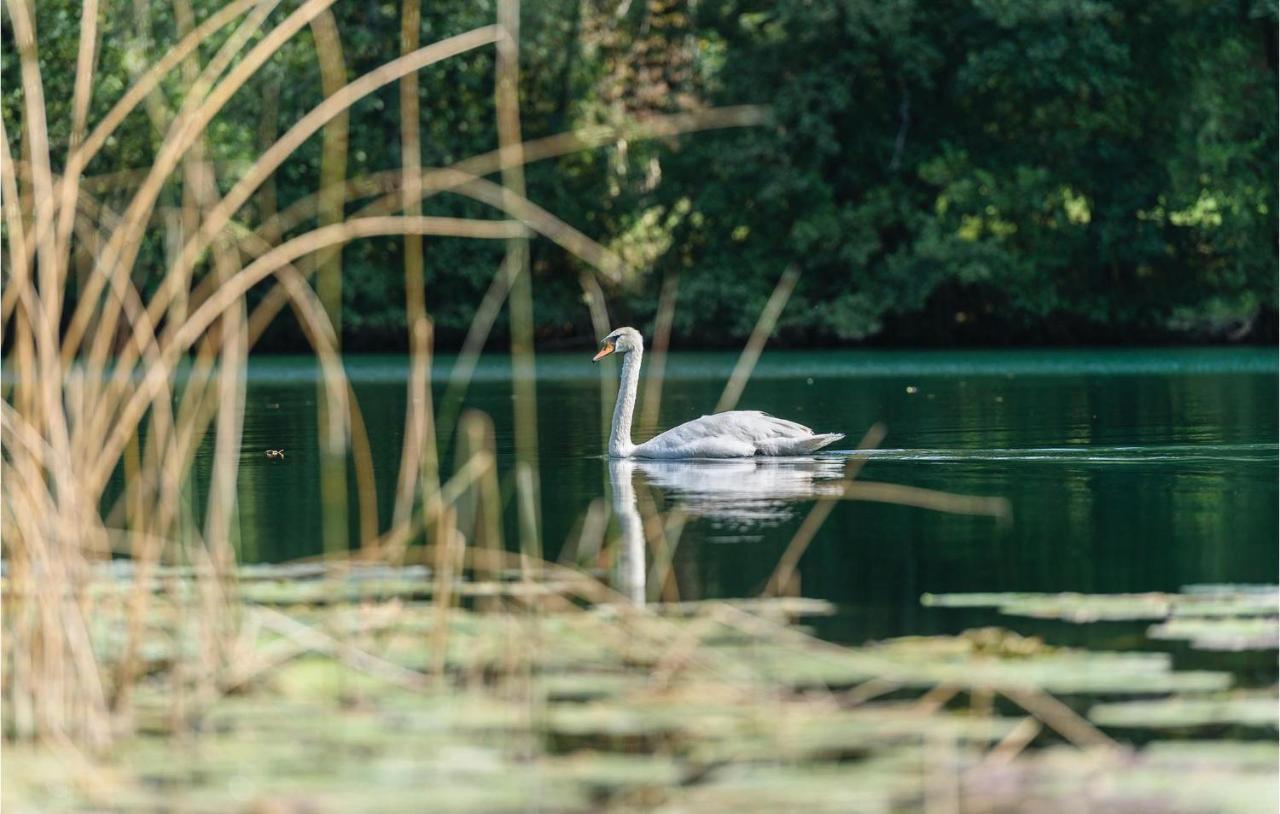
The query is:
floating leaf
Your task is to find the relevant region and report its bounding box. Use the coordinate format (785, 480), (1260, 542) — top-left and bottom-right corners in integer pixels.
(1148, 617), (1280, 651)
(961, 743), (1278, 814)
(923, 586), (1279, 623)
(923, 591), (1174, 621)
(1090, 693), (1278, 729)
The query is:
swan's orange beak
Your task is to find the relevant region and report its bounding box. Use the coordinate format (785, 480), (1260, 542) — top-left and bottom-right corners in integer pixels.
(592, 342), (615, 362)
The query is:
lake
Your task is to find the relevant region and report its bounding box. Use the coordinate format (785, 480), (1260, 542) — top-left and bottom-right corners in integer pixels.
(211, 348), (1277, 647)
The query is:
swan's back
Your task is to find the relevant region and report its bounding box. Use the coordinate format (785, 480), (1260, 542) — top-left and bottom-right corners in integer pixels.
(632, 411), (844, 458)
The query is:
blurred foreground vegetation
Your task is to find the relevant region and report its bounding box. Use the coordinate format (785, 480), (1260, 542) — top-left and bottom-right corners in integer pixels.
(4, 0), (1276, 349)
(4, 4), (1275, 809)
(4, 567), (1277, 813)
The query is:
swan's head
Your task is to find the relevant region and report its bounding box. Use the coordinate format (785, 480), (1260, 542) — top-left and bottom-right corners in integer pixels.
(593, 327), (643, 362)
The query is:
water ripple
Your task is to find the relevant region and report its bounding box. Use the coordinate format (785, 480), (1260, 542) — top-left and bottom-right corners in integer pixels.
(843, 443), (1277, 464)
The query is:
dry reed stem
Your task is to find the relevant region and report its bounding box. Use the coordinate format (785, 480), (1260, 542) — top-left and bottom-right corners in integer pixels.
(837, 481), (1011, 519)
(0, 121), (32, 323)
(89, 223), (375, 554)
(999, 687), (1119, 751)
(448, 174), (625, 276)
(764, 436), (1009, 597)
(252, 606), (428, 691)
(4, 0), (108, 745)
(2, 0), (750, 751)
(911, 684), (960, 715)
(88, 215), (524, 497)
(471, 415), (506, 603)
(496, 0), (541, 570)
(392, 0), (430, 534)
(168, 0), (216, 336)
(61, 0), (279, 581)
(254, 77), (282, 244)
(579, 270), (615, 439)
(649, 609), (729, 688)
(308, 9), (352, 570)
(562, 497), (609, 567)
(983, 717), (1042, 765)
(70, 0), (293, 375)
(90, 24), (500, 405)
(48, 0), (101, 325)
(640, 271), (680, 430)
(715, 264), (800, 413)
(765, 423), (887, 596)
(8, 1), (76, 496)
(435, 260), (516, 442)
(392, 315), (432, 531)
(845, 677), (902, 707)
(430, 507), (461, 680)
(647, 510), (688, 604)
(308, 9), (349, 333)
(73, 0), (261, 171)
(109, 112), (759, 434)
(8, 0), (58, 310)
(0, 0), (995, 764)
(159, 4), (253, 629)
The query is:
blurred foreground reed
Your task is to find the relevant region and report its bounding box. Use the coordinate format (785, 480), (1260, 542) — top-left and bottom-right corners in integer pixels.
(0, 0), (768, 748)
(3, 2), (1272, 812)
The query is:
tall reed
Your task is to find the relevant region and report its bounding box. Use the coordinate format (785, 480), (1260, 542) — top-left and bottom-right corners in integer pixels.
(0, 0), (768, 748)
(1, 0), (1007, 760)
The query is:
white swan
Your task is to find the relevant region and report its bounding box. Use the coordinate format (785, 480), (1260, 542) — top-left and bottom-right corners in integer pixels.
(592, 327), (844, 458)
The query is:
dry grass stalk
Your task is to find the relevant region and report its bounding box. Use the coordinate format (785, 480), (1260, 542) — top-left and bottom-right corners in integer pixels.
(640, 270), (681, 430)
(765, 423), (887, 596)
(999, 686), (1119, 750)
(496, 0), (542, 573)
(716, 264), (800, 413)
(579, 270), (615, 438)
(1, 0), (1018, 773)
(392, 0), (430, 536)
(3, 0), (532, 749)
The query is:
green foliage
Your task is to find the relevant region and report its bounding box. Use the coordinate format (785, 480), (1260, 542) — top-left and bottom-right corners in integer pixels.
(3, 0), (1274, 349)
(662, 0), (1277, 344)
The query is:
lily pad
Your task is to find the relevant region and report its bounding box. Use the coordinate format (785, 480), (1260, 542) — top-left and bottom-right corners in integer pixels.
(960, 742), (1278, 814)
(736, 630), (1232, 695)
(1148, 617), (1280, 651)
(1090, 693), (1278, 729)
(922, 586), (1279, 623)
(923, 591), (1175, 621)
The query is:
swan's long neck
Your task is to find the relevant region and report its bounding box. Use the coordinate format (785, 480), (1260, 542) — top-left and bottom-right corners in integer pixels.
(609, 348), (642, 458)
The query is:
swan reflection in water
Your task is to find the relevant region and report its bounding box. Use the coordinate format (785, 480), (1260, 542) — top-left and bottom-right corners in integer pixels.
(607, 456), (848, 604)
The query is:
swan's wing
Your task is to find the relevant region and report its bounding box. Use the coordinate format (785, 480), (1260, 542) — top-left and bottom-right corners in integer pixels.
(634, 411), (833, 458)
(730, 411), (816, 438)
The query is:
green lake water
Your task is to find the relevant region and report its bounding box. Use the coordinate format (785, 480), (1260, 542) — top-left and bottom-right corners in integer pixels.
(213, 348), (1277, 647)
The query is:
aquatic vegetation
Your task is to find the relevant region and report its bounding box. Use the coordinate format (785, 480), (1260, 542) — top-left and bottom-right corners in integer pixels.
(923, 585), (1280, 623)
(1148, 616), (1280, 652)
(5, 566), (1277, 812)
(922, 585), (1280, 657)
(1090, 693), (1278, 730)
(0, 0), (763, 751)
(1, 1), (1272, 810)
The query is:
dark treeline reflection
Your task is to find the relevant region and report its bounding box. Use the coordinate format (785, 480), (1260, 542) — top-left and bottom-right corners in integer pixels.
(193, 349), (1277, 644)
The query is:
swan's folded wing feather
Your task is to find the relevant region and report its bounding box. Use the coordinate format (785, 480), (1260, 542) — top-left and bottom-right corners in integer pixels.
(632, 411), (825, 458)
(741, 411), (816, 437)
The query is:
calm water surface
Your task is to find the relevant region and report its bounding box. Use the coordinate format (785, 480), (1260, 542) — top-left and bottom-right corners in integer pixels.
(213, 348), (1278, 647)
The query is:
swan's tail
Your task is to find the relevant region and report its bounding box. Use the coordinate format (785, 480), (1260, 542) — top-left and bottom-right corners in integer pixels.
(760, 432), (845, 456)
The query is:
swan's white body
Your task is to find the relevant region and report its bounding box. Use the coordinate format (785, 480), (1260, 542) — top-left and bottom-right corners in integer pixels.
(594, 327), (844, 459)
